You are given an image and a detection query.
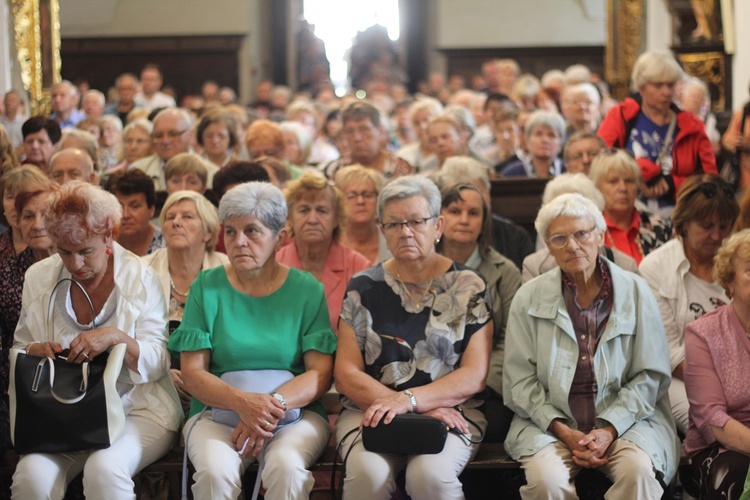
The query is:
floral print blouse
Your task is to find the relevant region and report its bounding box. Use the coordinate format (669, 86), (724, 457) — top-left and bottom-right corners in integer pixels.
(340, 262), (492, 411)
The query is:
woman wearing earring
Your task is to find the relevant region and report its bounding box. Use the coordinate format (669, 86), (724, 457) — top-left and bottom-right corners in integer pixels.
(12, 181), (182, 499)
(335, 175), (493, 499)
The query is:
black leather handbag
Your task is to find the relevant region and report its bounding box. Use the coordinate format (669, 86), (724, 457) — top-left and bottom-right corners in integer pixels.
(362, 413), (448, 455)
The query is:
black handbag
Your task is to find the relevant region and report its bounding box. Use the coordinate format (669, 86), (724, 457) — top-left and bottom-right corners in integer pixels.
(362, 413), (449, 455)
(8, 278), (127, 454)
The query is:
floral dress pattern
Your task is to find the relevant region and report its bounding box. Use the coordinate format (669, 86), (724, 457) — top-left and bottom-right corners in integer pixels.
(340, 262), (492, 410)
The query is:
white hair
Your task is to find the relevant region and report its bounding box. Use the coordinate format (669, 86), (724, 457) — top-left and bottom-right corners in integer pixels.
(280, 121), (313, 164)
(631, 50), (685, 91)
(535, 192), (606, 240)
(438, 156), (491, 192)
(219, 181), (287, 233)
(377, 175), (441, 221)
(562, 83), (601, 105)
(541, 173), (604, 210)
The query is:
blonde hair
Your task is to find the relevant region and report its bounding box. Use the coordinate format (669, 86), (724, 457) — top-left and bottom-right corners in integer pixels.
(284, 171), (346, 241)
(714, 229), (750, 298)
(160, 190), (220, 251)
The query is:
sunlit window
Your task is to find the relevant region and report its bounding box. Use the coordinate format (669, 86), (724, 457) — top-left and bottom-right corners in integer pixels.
(302, 0), (400, 95)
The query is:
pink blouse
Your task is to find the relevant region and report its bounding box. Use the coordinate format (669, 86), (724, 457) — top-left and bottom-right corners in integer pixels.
(684, 304), (750, 456)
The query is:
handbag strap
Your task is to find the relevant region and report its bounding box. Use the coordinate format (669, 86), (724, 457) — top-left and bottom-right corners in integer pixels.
(42, 357), (91, 404)
(47, 278), (97, 343)
(453, 406), (485, 445)
(331, 425), (362, 500)
(656, 113), (677, 169)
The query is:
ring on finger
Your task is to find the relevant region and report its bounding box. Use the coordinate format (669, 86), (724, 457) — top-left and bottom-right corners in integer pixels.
(83, 352), (91, 360)
(263, 420), (270, 429)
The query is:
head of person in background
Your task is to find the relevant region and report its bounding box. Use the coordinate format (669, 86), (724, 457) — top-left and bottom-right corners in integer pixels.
(108, 119), (153, 175)
(398, 97), (443, 172)
(341, 101), (387, 166)
(427, 115), (467, 167)
(0, 165), (50, 257)
(82, 90), (105, 119)
(500, 110), (566, 178)
(510, 74), (541, 111)
(50, 80), (81, 125)
(280, 121), (313, 168)
(49, 148), (97, 186)
(679, 76), (711, 121)
(0, 124), (20, 174)
(561, 82), (601, 135)
(255, 156), (291, 188)
(497, 59), (521, 95)
(99, 116), (123, 152)
(218, 87), (237, 106)
(246, 119), (285, 160)
(3, 89), (23, 121)
(541, 69), (566, 95)
(151, 108), (193, 162)
(76, 117), (102, 141)
(333, 164), (386, 263)
(201, 80), (219, 104)
(564, 64), (592, 85)
(21, 116), (61, 172)
(270, 85), (292, 112)
(114, 73), (139, 108)
(196, 108), (237, 169)
(563, 132), (605, 175)
(590, 148), (673, 263)
(470, 92), (488, 128)
(211, 161), (270, 201)
(109, 169), (162, 256)
(14, 175), (57, 262)
(59, 128), (99, 174)
(140, 64), (164, 99)
(443, 104), (477, 148)
(165, 153), (210, 195)
(489, 108), (520, 164)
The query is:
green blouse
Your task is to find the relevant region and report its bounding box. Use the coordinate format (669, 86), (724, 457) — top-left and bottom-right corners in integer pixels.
(168, 265), (337, 418)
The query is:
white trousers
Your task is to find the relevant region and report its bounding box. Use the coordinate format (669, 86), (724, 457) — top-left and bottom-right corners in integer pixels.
(184, 410), (331, 500)
(518, 439), (663, 500)
(11, 414), (177, 500)
(334, 408), (486, 500)
(669, 377), (689, 435)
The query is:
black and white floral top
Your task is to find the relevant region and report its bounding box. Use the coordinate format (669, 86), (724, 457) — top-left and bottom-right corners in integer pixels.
(340, 262), (492, 411)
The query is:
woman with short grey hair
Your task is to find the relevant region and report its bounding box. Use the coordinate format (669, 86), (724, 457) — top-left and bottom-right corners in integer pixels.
(499, 109), (566, 178)
(598, 50), (716, 214)
(505, 192), (679, 499)
(169, 181), (337, 499)
(377, 173), (441, 222)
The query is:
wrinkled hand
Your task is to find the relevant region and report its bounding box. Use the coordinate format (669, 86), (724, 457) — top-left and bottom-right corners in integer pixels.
(641, 178), (669, 199)
(170, 369), (192, 404)
(572, 427), (617, 469)
(556, 426), (588, 455)
(362, 392), (412, 428)
(424, 407), (469, 435)
(26, 341), (62, 358)
(67, 326), (122, 363)
(234, 392), (285, 436)
(232, 420), (267, 459)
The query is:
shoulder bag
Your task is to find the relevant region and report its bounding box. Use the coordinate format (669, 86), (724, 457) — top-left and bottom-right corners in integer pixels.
(9, 278), (127, 454)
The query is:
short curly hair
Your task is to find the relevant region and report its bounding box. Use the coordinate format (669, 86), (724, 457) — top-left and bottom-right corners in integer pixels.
(284, 172), (346, 242)
(713, 228), (750, 298)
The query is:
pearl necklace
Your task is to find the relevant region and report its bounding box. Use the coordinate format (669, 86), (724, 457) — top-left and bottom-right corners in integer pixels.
(169, 274), (190, 297)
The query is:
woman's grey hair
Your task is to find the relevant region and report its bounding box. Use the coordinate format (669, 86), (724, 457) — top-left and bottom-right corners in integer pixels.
(443, 104), (476, 137)
(160, 190), (221, 251)
(631, 50), (685, 91)
(682, 76), (709, 99)
(524, 109), (566, 143)
(377, 175), (441, 222)
(562, 82), (601, 105)
(123, 118), (153, 138)
(280, 121), (313, 164)
(589, 149), (641, 187)
(541, 173), (605, 210)
(408, 97), (444, 127)
(218, 181), (287, 233)
(100, 115), (123, 132)
(564, 64), (592, 85)
(535, 192), (606, 241)
(438, 156), (491, 193)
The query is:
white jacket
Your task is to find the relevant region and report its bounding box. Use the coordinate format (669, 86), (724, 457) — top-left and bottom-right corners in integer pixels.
(14, 243), (182, 432)
(638, 238), (691, 371)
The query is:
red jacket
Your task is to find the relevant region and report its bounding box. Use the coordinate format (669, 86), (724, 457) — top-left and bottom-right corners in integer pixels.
(598, 96), (717, 198)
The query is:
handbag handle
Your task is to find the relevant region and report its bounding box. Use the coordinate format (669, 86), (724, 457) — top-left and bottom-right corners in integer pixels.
(30, 356), (90, 404)
(47, 278), (97, 343)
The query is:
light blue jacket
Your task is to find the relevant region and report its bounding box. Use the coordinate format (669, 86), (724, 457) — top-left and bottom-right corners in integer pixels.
(503, 260), (679, 483)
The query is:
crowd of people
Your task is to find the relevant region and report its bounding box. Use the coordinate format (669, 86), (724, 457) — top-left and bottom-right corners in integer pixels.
(1, 48), (750, 499)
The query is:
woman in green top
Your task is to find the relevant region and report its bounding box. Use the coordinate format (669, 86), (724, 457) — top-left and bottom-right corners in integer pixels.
(168, 181), (337, 500)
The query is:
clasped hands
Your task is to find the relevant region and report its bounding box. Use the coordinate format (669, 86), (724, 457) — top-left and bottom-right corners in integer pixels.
(26, 327), (121, 363)
(362, 392), (469, 435)
(558, 424), (617, 468)
(231, 393), (286, 459)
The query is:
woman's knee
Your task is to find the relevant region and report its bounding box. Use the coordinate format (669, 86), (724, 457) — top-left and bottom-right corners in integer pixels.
(522, 452), (573, 494)
(12, 455), (66, 500)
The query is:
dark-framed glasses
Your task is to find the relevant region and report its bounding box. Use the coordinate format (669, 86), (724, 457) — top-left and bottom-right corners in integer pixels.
(381, 216), (434, 233)
(547, 226), (598, 249)
(346, 190), (377, 201)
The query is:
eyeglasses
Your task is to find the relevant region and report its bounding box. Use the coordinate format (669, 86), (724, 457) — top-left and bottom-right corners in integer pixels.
(546, 226), (598, 249)
(381, 217), (434, 233)
(568, 149), (602, 161)
(153, 129), (188, 141)
(692, 182), (735, 200)
(346, 190), (377, 201)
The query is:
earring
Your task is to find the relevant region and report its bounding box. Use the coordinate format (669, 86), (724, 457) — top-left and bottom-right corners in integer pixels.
(435, 237), (441, 245)
(106, 248), (112, 256)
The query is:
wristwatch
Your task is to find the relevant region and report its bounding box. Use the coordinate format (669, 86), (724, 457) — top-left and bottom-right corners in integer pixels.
(270, 392), (287, 411)
(403, 389), (418, 412)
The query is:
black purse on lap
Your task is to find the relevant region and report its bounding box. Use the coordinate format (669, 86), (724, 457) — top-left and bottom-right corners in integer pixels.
(362, 413), (448, 455)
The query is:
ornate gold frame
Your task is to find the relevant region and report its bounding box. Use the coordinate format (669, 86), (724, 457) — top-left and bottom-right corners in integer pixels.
(605, 0), (644, 101)
(11, 0), (61, 116)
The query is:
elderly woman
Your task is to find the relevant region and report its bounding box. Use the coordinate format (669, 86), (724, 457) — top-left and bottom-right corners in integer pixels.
(590, 149), (672, 264)
(334, 164), (390, 263)
(437, 182), (522, 442)
(640, 174), (739, 435)
(1, 165), (49, 261)
(110, 169), (165, 256)
(168, 182), (337, 499)
(106, 119), (153, 175)
(504, 193), (679, 498)
(197, 108), (239, 169)
(335, 175), (493, 499)
(500, 109), (566, 178)
(99, 115), (123, 171)
(0, 175), (55, 390)
(12, 181), (182, 499)
(277, 172), (372, 334)
(396, 97), (443, 173)
(522, 173), (638, 282)
(280, 120), (313, 168)
(681, 229), (750, 498)
(246, 119), (304, 180)
(598, 50), (716, 211)
(145, 190), (228, 404)
(560, 83), (602, 137)
(0, 124), (20, 174)
(165, 153), (212, 196)
(427, 115), (470, 169)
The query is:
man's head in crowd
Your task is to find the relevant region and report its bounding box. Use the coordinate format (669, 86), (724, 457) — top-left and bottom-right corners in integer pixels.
(50, 81), (79, 121)
(115, 73), (139, 106)
(82, 90), (105, 118)
(563, 132), (605, 175)
(4, 90), (23, 119)
(49, 148), (96, 185)
(341, 101), (385, 166)
(22, 116), (61, 171)
(140, 64), (164, 98)
(151, 108), (193, 162)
